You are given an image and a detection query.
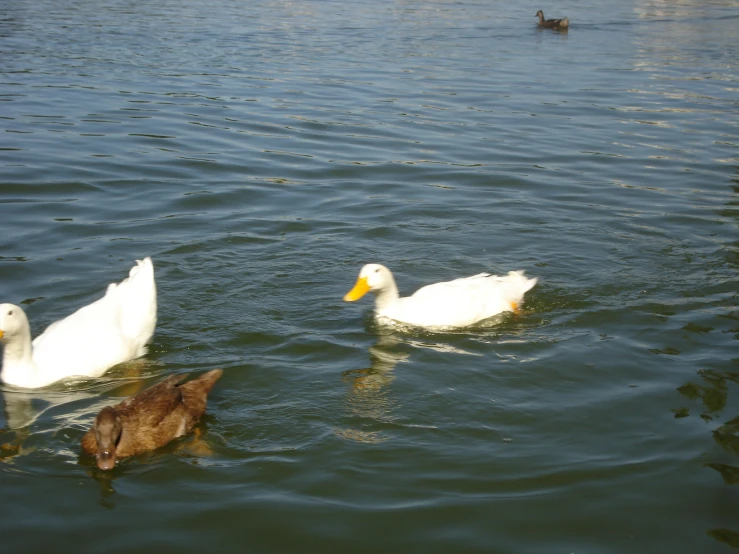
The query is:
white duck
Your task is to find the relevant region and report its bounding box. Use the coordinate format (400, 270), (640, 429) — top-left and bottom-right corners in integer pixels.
(0, 257), (157, 389)
(344, 263), (537, 329)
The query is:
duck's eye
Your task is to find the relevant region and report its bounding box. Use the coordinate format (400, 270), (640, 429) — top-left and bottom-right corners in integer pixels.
(7, 310), (12, 316)
(374, 268), (380, 273)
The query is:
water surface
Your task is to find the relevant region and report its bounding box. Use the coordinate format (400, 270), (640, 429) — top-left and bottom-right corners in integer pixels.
(1, 0), (738, 552)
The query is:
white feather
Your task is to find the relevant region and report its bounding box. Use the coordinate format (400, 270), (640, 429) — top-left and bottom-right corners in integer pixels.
(345, 264), (536, 329)
(0, 258), (157, 389)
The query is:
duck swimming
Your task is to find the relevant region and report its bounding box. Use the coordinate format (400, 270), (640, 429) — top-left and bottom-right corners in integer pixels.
(344, 263), (537, 329)
(536, 10), (569, 29)
(81, 368), (223, 470)
(0, 257), (157, 389)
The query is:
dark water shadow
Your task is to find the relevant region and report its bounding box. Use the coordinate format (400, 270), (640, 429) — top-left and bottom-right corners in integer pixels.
(674, 170), (739, 548)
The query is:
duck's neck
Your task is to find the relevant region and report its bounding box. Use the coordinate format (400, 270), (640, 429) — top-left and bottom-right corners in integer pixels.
(1, 328), (37, 388)
(373, 278), (400, 313)
(537, 12), (545, 23)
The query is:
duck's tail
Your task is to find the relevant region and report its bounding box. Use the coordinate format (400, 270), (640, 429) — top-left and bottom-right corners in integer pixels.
(109, 257), (157, 345)
(506, 270), (538, 295)
(501, 271), (537, 314)
(179, 369), (224, 415)
(184, 368), (224, 394)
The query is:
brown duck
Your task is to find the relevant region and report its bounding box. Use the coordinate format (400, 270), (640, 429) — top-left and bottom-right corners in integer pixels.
(81, 368), (223, 470)
(536, 10), (569, 29)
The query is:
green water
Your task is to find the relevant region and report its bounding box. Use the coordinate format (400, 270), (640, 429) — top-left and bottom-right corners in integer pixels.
(1, 0), (738, 552)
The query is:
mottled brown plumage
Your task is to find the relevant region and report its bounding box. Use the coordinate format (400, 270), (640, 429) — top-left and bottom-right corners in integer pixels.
(536, 10), (569, 29)
(81, 369), (222, 470)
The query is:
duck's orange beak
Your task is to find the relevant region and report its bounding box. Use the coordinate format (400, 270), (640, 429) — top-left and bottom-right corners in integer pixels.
(344, 276), (370, 301)
(0, 330), (4, 339)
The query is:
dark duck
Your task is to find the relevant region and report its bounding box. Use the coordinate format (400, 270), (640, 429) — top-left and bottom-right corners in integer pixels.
(81, 369), (223, 470)
(536, 10), (569, 29)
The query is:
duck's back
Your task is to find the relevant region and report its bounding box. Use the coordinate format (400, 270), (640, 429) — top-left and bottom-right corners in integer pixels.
(386, 271), (537, 327)
(98, 369), (223, 459)
(32, 258), (156, 381)
(177, 368), (223, 416)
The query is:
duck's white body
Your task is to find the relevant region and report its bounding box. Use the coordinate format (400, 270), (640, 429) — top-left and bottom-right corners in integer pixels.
(344, 264), (537, 329)
(0, 258), (157, 389)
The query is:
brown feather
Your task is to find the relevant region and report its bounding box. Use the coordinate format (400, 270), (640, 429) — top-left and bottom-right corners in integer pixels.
(536, 10), (569, 29)
(81, 369), (223, 469)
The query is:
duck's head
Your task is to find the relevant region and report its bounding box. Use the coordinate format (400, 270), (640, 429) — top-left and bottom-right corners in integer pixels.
(344, 264), (394, 301)
(0, 303), (29, 344)
(93, 406), (123, 470)
(536, 10), (544, 19)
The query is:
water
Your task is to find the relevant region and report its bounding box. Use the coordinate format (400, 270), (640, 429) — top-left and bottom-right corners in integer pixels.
(1, 0), (738, 551)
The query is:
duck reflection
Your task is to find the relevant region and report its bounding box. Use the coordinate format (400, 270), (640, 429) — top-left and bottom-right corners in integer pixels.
(0, 361), (151, 462)
(338, 332), (481, 443)
(84, 463), (118, 509)
(343, 334), (407, 394)
(1, 386), (97, 461)
(0, 389), (34, 459)
(338, 334), (407, 443)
